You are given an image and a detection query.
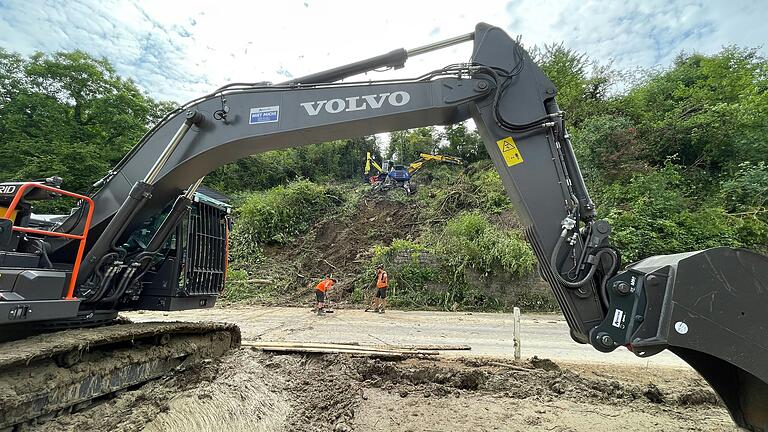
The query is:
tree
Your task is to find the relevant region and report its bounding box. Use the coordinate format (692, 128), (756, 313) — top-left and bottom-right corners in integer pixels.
(204, 135), (382, 193)
(0, 49), (172, 210)
(440, 122), (487, 163)
(533, 43), (615, 126)
(387, 127), (438, 162)
(620, 47), (768, 177)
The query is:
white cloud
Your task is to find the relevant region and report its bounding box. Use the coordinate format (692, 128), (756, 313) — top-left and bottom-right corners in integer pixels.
(0, 0), (766, 102)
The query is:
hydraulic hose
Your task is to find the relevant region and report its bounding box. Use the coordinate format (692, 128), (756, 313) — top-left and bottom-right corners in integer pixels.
(550, 234), (616, 289)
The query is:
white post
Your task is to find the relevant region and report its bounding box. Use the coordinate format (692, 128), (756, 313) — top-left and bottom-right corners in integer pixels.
(513, 307), (521, 361)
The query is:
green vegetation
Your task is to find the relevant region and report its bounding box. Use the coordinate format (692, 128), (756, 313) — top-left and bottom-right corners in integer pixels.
(0, 50), (172, 211)
(357, 211), (538, 311)
(205, 137), (381, 193)
(430, 212), (534, 279)
(229, 180), (345, 263)
(541, 44), (768, 260)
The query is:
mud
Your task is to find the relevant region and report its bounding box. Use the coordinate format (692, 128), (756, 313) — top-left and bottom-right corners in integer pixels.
(0, 321), (240, 367)
(0, 322), (240, 429)
(25, 350), (737, 432)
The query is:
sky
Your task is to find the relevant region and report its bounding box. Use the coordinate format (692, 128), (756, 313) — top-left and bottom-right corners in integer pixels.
(0, 0), (766, 103)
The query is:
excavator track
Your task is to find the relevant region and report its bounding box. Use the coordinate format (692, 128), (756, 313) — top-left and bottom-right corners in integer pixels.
(0, 321), (241, 429)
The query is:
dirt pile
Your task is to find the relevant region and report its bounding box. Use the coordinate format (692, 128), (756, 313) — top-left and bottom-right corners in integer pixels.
(354, 356), (718, 408)
(27, 350), (735, 432)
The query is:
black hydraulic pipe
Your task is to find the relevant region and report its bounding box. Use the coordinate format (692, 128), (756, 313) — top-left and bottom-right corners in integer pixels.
(280, 49), (408, 85)
(144, 178), (203, 253)
(281, 32), (474, 85)
(544, 99), (596, 221)
(76, 112), (202, 287)
(77, 181), (152, 287)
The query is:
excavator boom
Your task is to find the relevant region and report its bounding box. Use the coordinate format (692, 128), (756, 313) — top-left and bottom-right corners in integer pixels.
(364, 152), (385, 176)
(407, 153), (465, 174)
(0, 23), (766, 430)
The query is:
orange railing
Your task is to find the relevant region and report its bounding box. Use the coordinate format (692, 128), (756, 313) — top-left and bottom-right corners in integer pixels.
(3, 183), (95, 299)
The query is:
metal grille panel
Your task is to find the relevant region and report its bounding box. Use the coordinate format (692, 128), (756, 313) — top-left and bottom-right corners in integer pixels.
(183, 201), (227, 296)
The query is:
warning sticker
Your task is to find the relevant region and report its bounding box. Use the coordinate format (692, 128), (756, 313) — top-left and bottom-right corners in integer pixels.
(249, 106), (279, 124)
(496, 137), (524, 167)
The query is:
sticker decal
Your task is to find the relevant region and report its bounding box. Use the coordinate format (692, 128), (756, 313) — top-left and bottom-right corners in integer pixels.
(496, 137), (524, 167)
(674, 321), (689, 335)
(612, 309), (625, 328)
(249, 106), (279, 124)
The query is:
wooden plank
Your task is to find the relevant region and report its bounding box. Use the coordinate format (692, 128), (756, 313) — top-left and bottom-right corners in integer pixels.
(387, 344), (471, 351)
(248, 346), (406, 357)
(241, 341), (439, 356)
(243, 340), (468, 352)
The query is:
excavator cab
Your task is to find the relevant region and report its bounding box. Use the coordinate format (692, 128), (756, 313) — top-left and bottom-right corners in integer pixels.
(128, 192), (231, 311)
(0, 176), (229, 332)
(387, 165), (412, 182)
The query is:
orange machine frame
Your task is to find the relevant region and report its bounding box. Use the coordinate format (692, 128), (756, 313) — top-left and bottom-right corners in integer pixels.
(2, 183), (95, 300)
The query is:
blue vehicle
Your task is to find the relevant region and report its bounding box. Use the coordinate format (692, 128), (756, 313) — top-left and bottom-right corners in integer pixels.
(365, 153), (463, 194)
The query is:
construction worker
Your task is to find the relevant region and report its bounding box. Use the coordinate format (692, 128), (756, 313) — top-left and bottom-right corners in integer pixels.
(366, 264), (388, 313)
(315, 274), (335, 315)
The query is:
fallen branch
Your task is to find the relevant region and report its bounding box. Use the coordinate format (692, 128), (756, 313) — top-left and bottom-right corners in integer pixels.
(370, 343), (471, 351)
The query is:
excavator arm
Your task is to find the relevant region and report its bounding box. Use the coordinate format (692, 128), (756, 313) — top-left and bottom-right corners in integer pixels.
(2, 23), (766, 430)
(407, 153), (465, 175)
(364, 152), (385, 176)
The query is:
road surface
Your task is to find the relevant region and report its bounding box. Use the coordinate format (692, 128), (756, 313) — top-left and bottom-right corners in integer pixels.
(126, 306), (687, 368)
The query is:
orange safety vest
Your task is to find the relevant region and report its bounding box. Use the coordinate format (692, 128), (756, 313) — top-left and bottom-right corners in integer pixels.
(377, 271), (388, 288)
(316, 278), (334, 292)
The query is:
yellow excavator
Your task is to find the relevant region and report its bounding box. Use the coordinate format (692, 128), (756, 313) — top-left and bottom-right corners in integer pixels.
(364, 152), (464, 194)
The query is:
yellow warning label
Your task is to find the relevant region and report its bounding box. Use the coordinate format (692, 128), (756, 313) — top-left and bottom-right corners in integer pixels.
(496, 136), (524, 167)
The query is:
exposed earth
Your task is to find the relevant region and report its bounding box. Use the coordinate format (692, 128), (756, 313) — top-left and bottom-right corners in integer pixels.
(21, 307), (738, 431)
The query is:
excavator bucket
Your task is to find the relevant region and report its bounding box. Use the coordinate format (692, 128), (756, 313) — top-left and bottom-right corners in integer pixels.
(590, 247), (768, 429)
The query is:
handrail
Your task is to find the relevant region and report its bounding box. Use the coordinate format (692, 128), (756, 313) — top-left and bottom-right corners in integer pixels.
(3, 183), (95, 299)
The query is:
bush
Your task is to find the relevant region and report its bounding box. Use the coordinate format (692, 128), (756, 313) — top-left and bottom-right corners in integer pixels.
(229, 180), (344, 264)
(721, 162), (768, 213)
(433, 212), (535, 278)
(469, 168), (511, 214)
(220, 269), (260, 302)
(600, 164), (768, 262)
(358, 213), (539, 311)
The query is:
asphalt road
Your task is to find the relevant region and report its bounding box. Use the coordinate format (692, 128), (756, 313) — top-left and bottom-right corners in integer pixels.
(125, 306), (687, 368)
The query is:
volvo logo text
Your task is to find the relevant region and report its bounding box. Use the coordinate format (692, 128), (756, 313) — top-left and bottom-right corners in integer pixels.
(300, 91), (411, 116)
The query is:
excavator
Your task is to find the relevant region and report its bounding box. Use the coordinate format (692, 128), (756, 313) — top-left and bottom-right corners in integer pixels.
(364, 152), (465, 193)
(0, 23), (766, 430)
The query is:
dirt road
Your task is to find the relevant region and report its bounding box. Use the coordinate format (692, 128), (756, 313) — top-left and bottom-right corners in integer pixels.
(125, 306), (685, 367)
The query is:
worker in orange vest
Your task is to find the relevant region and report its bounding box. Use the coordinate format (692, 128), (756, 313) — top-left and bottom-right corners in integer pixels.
(315, 273), (336, 315)
(365, 264), (388, 314)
